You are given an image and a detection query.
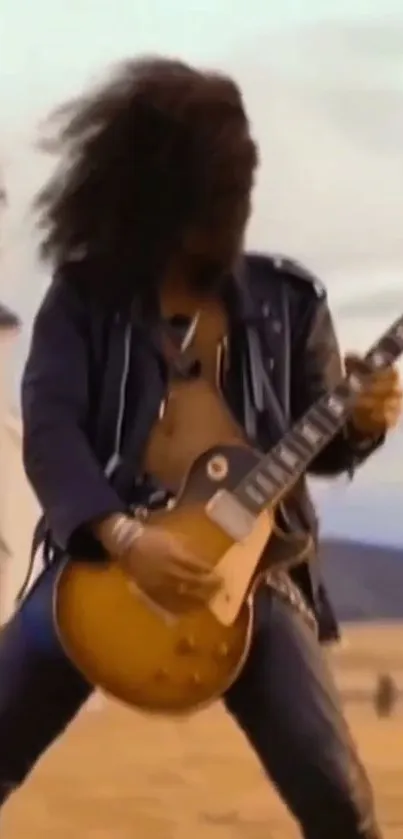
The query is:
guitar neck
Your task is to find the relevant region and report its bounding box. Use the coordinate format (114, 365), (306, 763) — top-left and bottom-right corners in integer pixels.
(233, 312), (403, 516)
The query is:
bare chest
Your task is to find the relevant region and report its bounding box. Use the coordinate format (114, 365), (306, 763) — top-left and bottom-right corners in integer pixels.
(143, 301), (244, 492)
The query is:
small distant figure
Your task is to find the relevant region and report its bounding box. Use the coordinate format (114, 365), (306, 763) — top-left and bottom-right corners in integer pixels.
(374, 673), (398, 718)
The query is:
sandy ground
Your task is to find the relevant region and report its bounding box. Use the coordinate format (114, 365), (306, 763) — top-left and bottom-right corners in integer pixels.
(3, 626), (403, 839)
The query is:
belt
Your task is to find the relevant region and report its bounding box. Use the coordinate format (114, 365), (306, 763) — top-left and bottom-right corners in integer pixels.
(265, 569), (318, 634)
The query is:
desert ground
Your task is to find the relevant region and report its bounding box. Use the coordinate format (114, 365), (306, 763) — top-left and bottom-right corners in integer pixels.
(4, 624), (403, 839)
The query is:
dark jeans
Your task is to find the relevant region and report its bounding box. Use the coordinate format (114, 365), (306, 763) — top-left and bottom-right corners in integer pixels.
(0, 562), (381, 838)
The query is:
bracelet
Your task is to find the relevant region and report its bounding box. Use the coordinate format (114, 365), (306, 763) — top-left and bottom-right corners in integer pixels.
(110, 515), (145, 555)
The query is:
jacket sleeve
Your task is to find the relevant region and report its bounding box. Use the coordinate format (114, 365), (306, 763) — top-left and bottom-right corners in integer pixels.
(290, 289), (384, 477)
(21, 278), (126, 552)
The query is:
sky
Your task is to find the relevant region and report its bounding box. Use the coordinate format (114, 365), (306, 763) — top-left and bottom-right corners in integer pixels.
(1, 2), (402, 285)
(1, 0), (401, 84)
(1, 0), (403, 134)
(1, 0), (403, 542)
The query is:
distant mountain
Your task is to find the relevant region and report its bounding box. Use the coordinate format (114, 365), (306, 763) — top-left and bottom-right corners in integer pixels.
(321, 537), (403, 622)
(311, 463), (403, 546)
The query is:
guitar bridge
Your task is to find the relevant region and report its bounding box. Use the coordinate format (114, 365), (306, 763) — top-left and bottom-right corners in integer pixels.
(205, 489), (256, 542)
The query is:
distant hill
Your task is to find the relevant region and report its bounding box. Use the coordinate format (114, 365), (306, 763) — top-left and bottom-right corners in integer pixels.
(311, 469), (403, 546)
(321, 537), (403, 622)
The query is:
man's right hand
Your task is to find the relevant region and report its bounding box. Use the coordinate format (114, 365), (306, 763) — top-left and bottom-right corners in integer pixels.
(122, 525), (222, 614)
(94, 515), (222, 614)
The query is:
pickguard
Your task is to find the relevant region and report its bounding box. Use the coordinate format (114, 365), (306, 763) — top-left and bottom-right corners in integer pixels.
(208, 508), (273, 626)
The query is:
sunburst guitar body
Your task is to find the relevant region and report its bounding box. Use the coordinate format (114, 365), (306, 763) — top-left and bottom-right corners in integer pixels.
(54, 443), (310, 716)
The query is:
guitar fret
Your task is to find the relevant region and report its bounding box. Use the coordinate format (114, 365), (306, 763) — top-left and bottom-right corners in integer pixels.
(232, 311), (403, 517)
(287, 431), (311, 454)
(367, 319), (403, 365)
(388, 324), (403, 346)
(322, 393), (347, 419)
(386, 338), (400, 356)
(276, 445), (299, 470)
(283, 443), (308, 468)
(258, 463), (283, 489)
(295, 422), (322, 448)
(382, 335), (399, 351)
(254, 470), (277, 494)
(370, 337), (401, 366)
(310, 409), (336, 434)
(244, 484), (266, 506)
(264, 458), (289, 483)
(236, 486), (263, 515)
(370, 350), (389, 369)
(369, 342), (392, 363)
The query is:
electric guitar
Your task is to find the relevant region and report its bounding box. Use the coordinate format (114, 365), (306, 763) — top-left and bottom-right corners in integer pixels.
(53, 312), (403, 715)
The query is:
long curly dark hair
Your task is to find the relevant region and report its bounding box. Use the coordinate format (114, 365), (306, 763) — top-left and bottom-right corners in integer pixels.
(34, 56), (258, 304)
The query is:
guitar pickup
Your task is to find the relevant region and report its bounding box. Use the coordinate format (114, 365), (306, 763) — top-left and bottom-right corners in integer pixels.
(205, 489), (257, 542)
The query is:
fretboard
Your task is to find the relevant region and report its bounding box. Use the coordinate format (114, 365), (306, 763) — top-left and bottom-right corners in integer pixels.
(234, 311), (403, 516)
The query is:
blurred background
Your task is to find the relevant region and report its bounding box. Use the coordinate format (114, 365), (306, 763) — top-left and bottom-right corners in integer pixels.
(1, 3), (403, 837)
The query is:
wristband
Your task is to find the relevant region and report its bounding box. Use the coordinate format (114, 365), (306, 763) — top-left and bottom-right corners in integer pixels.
(110, 515), (145, 555)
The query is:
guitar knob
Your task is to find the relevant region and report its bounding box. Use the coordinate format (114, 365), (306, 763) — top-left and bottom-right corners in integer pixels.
(176, 636), (197, 655)
(216, 642), (230, 658)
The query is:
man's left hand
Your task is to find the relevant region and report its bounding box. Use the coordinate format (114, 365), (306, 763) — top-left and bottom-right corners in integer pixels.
(346, 353), (403, 437)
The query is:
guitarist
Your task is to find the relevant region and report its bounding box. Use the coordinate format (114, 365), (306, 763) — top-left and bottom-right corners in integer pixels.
(1, 57), (401, 838)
